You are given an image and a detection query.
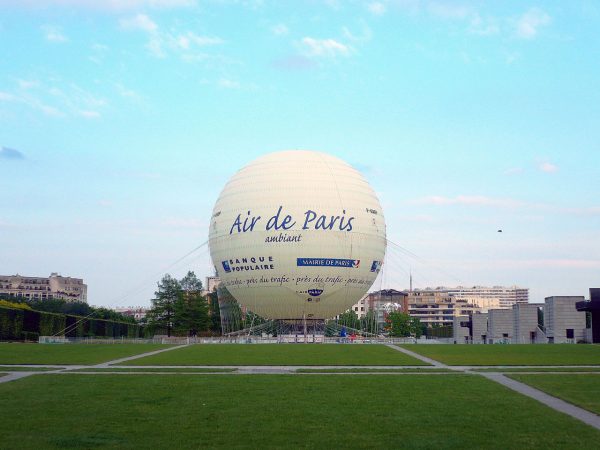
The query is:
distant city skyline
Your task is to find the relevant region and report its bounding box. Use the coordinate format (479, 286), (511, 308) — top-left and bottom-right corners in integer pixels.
(1, 1), (599, 307)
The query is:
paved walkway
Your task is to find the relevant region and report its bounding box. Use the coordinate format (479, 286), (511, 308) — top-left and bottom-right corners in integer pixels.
(386, 344), (452, 368)
(88, 344), (190, 369)
(480, 372), (600, 431)
(0, 372), (36, 384)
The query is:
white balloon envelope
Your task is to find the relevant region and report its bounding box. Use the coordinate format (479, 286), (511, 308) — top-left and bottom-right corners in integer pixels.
(209, 150), (386, 320)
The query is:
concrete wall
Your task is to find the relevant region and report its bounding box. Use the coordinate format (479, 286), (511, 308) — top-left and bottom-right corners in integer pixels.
(545, 296), (586, 343)
(513, 303), (544, 344)
(453, 315), (470, 344)
(472, 313), (488, 344)
(488, 309), (512, 343)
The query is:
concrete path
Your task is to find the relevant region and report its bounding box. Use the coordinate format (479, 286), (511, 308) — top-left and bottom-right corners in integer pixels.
(388, 344), (600, 430)
(480, 372), (600, 431)
(88, 344), (190, 368)
(0, 372), (36, 384)
(386, 344), (452, 368)
(61, 370), (455, 376)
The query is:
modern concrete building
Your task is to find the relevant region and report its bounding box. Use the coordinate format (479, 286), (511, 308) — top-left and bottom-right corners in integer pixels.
(453, 315), (471, 344)
(512, 303), (545, 344)
(472, 313), (489, 344)
(545, 296), (586, 343)
(0, 273), (87, 303)
(452, 295), (589, 344)
(487, 309), (513, 343)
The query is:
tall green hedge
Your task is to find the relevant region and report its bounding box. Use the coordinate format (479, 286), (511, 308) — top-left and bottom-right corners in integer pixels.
(0, 306), (143, 341)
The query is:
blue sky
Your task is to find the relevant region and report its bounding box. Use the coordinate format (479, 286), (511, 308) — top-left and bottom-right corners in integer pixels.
(1, 0), (599, 307)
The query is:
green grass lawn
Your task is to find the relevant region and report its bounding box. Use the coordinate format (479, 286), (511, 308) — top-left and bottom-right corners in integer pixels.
(400, 344), (600, 366)
(0, 366), (60, 372)
(0, 344), (170, 365)
(508, 374), (600, 415)
(121, 344), (425, 366)
(1, 374), (599, 448)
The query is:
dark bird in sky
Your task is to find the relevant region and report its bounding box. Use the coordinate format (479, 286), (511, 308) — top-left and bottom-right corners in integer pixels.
(497, 229), (503, 233)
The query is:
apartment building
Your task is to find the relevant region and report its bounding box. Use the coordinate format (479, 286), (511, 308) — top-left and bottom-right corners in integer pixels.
(0, 273), (87, 303)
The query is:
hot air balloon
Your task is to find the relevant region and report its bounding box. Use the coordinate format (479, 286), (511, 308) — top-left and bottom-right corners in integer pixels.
(208, 150), (386, 326)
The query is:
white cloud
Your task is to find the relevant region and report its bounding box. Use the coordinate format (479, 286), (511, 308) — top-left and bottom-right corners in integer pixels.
(504, 167), (523, 175)
(539, 161), (558, 173)
(120, 13), (158, 32)
(120, 16), (224, 59)
(515, 8), (551, 39)
(146, 31), (223, 58)
(162, 217), (205, 228)
(89, 43), (109, 64)
(271, 23), (288, 36)
(17, 79), (40, 89)
(0, 91), (16, 101)
(79, 110), (101, 118)
(2, 0), (195, 11)
(217, 78), (240, 89)
(115, 83), (142, 101)
(42, 25), (68, 43)
(427, 2), (471, 20)
(146, 36), (165, 57)
(468, 14), (499, 36)
(342, 22), (372, 43)
(413, 195), (526, 209)
(499, 259), (600, 269)
(34, 102), (63, 117)
(299, 37), (350, 57)
(180, 32), (222, 47)
(367, 2), (386, 16)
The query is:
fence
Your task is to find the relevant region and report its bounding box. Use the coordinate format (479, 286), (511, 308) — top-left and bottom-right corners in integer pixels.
(36, 335), (421, 345)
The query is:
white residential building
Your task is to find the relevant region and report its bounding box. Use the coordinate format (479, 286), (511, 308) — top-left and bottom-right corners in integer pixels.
(0, 273), (87, 303)
(446, 286), (528, 309)
(113, 307), (148, 321)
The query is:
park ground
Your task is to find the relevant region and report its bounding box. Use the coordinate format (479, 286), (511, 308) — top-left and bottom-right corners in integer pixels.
(1, 343), (600, 449)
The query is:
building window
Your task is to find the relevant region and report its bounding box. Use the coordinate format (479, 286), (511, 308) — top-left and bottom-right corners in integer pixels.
(566, 329), (574, 339)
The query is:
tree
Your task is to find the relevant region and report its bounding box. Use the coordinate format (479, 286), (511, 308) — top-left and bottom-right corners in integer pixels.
(24, 298), (134, 324)
(147, 274), (181, 337)
(385, 311), (422, 337)
(411, 317), (424, 338)
(174, 292), (209, 336)
(174, 271), (209, 336)
(208, 290), (221, 333)
(337, 310), (360, 330)
(361, 310), (378, 335)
